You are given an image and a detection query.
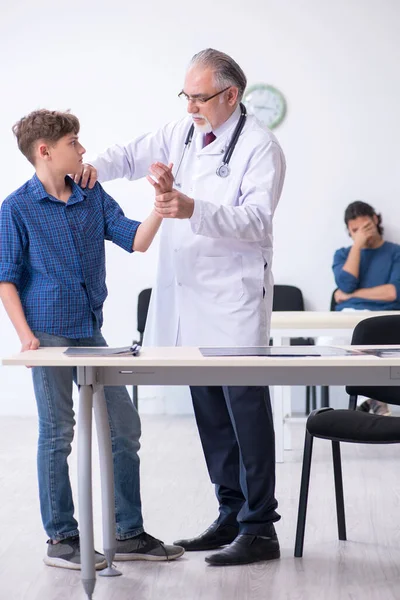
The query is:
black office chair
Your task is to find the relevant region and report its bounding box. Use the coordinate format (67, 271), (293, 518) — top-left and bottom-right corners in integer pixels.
(330, 289), (338, 312)
(294, 314), (400, 558)
(272, 285), (317, 414)
(132, 288), (152, 409)
(272, 285), (306, 312)
(136, 288), (152, 345)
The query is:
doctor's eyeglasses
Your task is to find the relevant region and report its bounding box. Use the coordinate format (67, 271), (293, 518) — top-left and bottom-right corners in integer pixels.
(178, 86), (231, 105)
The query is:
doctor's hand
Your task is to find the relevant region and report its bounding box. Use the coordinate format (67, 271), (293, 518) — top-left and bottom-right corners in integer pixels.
(73, 163), (98, 189)
(147, 162), (174, 194)
(334, 289), (352, 303)
(154, 189), (194, 219)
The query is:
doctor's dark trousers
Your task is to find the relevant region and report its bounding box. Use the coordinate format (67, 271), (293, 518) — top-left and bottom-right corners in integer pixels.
(189, 385), (280, 535)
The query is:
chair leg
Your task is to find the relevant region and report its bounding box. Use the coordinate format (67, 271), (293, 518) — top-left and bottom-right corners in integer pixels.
(348, 395), (357, 411)
(132, 385), (139, 410)
(332, 441), (346, 541)
(311, 386), (317, 411)
(305, 386), (311, 415)
(321, 386), (330, 407)
(294, 431), (314, 557)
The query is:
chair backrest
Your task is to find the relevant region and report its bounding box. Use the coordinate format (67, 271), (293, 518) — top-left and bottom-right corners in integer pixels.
(273, 285), (305, 311)
(330, 289), (337, 311)
(346, 315), (400, 405)
(137, 288), (152, 337)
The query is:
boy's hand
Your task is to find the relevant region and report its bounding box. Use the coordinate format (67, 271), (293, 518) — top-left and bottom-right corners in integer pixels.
(147, 162), (174, 194)
(73, 164), (98, 189)
(20, 334), (40, 352)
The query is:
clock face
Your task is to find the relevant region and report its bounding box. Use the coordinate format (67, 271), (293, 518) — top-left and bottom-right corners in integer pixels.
(243, 84), (286, 129)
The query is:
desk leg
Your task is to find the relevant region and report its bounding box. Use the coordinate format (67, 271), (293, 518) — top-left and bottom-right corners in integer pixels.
(272, 335), (292, 454)
(272, 385), (284, 463)
(78, 384), (96, 600)
(283, 387), (292, 451)
(93, 386), (122, 577)
(281, 336), (292, 451)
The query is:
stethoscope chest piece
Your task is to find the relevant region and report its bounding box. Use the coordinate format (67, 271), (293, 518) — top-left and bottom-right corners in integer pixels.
(216, 164), (230, 178)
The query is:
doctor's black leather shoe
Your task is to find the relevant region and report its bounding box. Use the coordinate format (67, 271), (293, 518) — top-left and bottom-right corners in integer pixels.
(205, 531), (280, 566)
(173, 522), (239, 551)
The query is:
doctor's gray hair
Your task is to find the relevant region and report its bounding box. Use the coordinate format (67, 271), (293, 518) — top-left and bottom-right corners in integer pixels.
(189, 48), (247, 102)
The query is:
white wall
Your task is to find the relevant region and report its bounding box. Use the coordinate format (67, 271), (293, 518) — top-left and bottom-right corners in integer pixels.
(1, 0), (399, 415)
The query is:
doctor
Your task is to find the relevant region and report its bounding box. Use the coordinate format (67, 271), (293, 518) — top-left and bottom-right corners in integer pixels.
(79, 48), (286, 566)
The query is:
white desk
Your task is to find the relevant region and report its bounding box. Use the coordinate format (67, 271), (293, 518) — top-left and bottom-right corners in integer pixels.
(4, 346), (400, 598)
(270, 310), (400, 461)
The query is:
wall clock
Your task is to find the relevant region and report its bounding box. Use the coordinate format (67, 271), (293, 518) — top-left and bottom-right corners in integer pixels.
(243, 84), (287, 129)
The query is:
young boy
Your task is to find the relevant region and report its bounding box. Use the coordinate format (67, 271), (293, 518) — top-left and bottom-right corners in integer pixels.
(0, 109), (184, 569)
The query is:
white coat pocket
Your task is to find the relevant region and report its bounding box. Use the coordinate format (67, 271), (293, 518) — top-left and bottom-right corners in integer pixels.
(195, 255), (244, 303)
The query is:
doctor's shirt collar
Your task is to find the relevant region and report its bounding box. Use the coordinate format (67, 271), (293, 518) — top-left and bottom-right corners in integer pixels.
(213, 104), (241, 139)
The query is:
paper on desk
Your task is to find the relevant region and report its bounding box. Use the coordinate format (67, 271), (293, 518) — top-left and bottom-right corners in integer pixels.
(356, 348), (400, 358)
(64, 344), (140, 357)
(199, 346), (361, 357)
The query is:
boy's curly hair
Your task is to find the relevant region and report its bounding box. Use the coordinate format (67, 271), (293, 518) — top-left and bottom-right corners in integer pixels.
(12, 109), (80, 165)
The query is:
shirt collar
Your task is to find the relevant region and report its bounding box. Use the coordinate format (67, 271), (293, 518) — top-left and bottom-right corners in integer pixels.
(30, 173), (87, 203)
(213, 104), (241, 139)
(194, 104), (242, 154)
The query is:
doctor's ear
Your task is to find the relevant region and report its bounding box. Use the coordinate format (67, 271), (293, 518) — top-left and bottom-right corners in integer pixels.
(226, 86), (239, 106)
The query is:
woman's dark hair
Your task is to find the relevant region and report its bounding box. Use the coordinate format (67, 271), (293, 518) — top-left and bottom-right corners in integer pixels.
(344, 200), (383, 236)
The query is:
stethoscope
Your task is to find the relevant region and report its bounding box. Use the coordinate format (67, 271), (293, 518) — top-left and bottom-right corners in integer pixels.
(174, 103), (247, 187)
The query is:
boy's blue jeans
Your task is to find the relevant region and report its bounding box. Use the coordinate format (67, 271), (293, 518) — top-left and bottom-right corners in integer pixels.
(31, 328), (144, 541)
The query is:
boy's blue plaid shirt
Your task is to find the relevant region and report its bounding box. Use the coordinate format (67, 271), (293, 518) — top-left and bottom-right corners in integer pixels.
(0, 174), (140, 338)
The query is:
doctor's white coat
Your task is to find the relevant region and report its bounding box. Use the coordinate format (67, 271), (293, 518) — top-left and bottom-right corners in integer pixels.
(92, 106), (286, 347)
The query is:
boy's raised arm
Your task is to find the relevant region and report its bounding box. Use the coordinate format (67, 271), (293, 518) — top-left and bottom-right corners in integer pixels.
(132, 211), (163, 252)
(132, 161), (174, 252)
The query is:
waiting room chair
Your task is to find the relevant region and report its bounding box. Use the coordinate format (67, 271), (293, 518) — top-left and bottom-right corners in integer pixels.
(132, 288), (152, 409)
(136, 288), (152, 345)
(272, 285), (317, 414)
(330, 289), (338, 312)
(294, 314), (400, 558)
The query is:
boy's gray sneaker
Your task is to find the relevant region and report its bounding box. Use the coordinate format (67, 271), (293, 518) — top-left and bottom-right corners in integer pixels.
(114, 532), (185, 561)
(44, 536), (107, 570)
